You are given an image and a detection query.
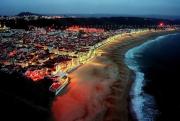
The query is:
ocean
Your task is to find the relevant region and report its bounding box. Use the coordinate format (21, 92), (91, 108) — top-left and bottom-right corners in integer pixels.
(125, 33), (180, 121)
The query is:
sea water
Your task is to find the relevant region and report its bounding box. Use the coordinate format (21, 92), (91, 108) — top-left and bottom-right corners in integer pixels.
(125, 33), (180, 121)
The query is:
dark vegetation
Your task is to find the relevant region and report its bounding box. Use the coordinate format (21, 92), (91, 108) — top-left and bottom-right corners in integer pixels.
(1, 15), (180, 30)
(0, 70), (54, 121)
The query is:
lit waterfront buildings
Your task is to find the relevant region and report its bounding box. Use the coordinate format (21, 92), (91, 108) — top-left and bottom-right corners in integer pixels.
(0, 26), (109, 81)
(0, 23), (177, 94)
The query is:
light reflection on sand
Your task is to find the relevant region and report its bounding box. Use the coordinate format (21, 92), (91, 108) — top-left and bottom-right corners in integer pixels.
(52, 56), (119, 121)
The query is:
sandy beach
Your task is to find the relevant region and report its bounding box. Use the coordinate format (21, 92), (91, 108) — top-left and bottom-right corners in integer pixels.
(51, 30), (179, 121)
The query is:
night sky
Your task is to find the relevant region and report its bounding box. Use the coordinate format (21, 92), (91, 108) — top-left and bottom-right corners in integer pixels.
(0, 0), (180, 16)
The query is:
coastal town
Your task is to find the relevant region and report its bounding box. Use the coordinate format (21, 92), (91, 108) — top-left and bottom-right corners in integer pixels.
(0, 19), (178, 94)
(1, 0), (180, 121)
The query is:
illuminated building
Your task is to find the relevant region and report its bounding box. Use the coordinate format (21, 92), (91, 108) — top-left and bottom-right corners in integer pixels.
(25, 69), (49, 81)
(0, 23), (8, 31)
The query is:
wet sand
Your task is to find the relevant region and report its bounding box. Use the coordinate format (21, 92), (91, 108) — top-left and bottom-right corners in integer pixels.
(51, 30), (179, 121)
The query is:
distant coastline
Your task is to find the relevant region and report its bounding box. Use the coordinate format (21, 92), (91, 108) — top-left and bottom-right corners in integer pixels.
(1, 12), (180, 19)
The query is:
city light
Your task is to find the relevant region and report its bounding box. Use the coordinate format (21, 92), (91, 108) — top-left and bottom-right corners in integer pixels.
(25, 69), (49, 81)
(159, 22), (165, 27)
(66, 26), (104, 33)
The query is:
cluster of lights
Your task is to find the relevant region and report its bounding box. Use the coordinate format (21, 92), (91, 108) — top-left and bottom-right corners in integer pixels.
(66, 26), (104, 33)
(25, 69), (49, 81)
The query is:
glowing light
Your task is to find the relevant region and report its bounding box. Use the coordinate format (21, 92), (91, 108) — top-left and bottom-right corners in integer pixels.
(159, 22), (165, 27)
(66, 26), (104, 33)
(25, 69), (49, 81)
(50, 82), (62, 91)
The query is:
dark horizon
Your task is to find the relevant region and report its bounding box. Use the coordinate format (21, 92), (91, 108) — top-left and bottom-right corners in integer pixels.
(1, 11), (180, 20)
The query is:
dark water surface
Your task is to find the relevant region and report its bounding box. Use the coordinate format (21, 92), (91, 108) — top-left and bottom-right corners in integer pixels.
(125, 33), (180, 121)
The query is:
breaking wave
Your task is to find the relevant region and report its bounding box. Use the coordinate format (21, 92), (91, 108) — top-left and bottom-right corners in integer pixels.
(124, 35), (174, 121)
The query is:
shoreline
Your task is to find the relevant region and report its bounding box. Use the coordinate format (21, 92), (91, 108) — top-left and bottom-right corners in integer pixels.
(51, 30), (180, 121)
(95, 30), (180, 121)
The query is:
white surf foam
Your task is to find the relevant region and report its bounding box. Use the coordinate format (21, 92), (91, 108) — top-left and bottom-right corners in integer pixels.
(124, 34), (178, 121)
